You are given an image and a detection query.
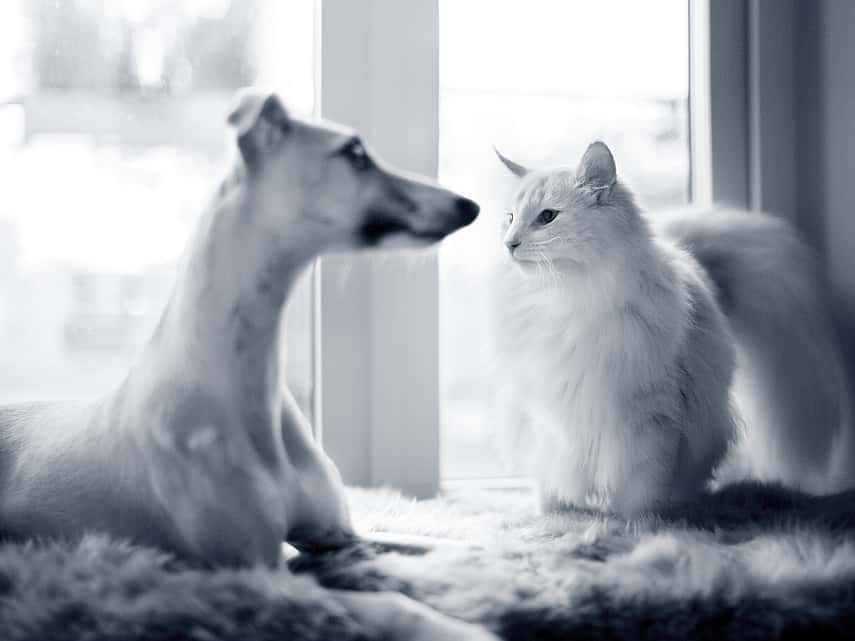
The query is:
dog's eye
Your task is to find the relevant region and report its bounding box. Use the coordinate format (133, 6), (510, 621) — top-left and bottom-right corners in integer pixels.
(343, 140), (371, 170)
(537, 209), (559, 225)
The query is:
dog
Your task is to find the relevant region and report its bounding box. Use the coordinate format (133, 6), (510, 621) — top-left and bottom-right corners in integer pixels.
(0, 89), (493, 640)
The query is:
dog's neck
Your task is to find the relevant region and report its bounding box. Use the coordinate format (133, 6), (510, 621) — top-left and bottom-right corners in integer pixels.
(146, 176), (317, 461)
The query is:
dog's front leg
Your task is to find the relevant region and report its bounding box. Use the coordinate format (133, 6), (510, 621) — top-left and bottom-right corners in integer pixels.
(279, 388), (354, 550)
(330, 590), (500, 641)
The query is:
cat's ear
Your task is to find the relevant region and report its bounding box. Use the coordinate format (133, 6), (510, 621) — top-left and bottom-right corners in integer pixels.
(494, 147), (530, 178)
(575, 141), (616, 200)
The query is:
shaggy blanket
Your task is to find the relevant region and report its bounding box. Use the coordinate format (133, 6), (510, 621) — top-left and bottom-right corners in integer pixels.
(1, 483), (854, 640)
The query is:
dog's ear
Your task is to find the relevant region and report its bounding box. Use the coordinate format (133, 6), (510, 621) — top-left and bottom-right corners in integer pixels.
(575, 141), (616, 201)
(227, 88), (290, 164)
(494, 147), (530, 178)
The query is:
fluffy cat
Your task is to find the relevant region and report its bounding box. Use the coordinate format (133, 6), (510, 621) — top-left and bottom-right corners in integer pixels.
(491, 141), (855, 516)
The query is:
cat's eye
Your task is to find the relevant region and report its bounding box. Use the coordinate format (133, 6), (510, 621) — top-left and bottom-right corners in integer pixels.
(506, 212), (514, 224)
(537, 209), (559, 225)
(342, 139), (371, 170)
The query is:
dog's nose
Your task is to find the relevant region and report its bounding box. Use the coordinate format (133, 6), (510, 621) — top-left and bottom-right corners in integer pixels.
(506, 240), (521, 253)
(455, 197), (480, 224)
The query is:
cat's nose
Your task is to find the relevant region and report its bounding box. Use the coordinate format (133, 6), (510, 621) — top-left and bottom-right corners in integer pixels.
(506, 240), (521, 253)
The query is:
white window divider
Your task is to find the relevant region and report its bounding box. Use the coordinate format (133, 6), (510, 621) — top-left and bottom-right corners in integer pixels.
(314, 0), (441, 499)
(747, 0), (797, 222)
(691, 0), (798, 217)
(690, 0), (750, 209)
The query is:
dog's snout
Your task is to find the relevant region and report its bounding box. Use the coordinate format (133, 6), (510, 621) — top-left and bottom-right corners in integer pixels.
(455, 197), (480, 224)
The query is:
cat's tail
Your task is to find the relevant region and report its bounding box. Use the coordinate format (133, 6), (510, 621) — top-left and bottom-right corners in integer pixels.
(659, 208), (855, 494)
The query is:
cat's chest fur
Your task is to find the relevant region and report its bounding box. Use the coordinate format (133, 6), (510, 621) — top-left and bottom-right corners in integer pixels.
(495, 246), (692, 438)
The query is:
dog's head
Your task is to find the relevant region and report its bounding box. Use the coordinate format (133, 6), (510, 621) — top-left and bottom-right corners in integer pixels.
(227, 89), (479, 252)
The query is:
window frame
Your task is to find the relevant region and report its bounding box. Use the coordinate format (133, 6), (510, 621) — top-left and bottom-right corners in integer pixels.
(315, 0), (796, 497)
(314, 0), (442, 498)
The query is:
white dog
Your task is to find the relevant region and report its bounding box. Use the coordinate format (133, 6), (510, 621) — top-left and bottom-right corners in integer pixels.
(0, 89), (492, 640)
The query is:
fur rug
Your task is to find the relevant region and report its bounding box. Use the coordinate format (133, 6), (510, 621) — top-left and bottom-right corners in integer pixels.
(2, 483), (855, 640)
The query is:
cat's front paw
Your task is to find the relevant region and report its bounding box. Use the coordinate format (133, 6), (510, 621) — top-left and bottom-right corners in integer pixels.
(538, 486), (590, 514)
(540, 487), (663, 518)
(608, 484), (669, 518)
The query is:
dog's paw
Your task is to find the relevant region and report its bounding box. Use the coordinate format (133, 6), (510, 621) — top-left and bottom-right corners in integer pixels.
(287, 526), (358, 554)
(330, 590), (499, 641)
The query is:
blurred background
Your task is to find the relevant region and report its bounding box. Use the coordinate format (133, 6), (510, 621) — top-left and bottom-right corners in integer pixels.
(0, 0), (315, 413)
(3, 1), (851, 490)
(0, 0), (688, 482)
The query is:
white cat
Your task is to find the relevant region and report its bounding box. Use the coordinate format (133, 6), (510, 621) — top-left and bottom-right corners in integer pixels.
(491, 141), (855, 516)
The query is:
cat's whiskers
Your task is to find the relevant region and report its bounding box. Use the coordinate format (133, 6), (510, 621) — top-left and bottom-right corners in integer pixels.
(533, 255), (547, 281)
(527, 236), (563, 248)
(540, 252), (556, 286)
(537, 250), (562, 288)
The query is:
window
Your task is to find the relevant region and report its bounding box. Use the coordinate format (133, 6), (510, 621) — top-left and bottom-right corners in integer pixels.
(0, 0), (755, 498)
(438, 0), (691, 480)
(0, 0), (316, 417)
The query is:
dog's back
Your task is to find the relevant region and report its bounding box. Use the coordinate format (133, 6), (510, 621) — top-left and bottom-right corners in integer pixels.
(658, 208), (855, 493)
(0, 404), (38, 503)
(0, 400), (173, 547)
(0, 402), (85, 539)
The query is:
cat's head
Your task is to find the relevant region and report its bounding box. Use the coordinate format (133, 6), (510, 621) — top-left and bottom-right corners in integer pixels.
(495, 141), (647, 273)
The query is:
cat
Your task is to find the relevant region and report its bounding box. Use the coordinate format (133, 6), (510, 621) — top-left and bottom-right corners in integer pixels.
(491, 141), (855, 516)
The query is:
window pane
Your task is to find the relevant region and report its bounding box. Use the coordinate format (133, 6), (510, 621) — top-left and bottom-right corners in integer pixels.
(439, 0), (690, 480)
(0, 0), (316, 418)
